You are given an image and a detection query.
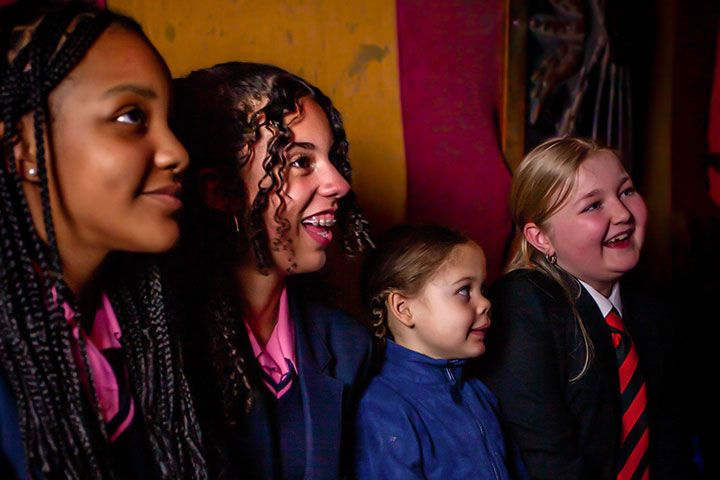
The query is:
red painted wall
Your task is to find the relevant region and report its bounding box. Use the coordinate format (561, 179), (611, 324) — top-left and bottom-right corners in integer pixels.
(396, 0), (511, 281)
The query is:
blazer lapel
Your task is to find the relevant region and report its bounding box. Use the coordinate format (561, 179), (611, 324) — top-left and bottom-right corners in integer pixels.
(289, 287), (344, 480)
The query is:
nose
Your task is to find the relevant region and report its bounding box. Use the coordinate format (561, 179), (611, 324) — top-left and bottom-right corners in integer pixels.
(476, 294), (491, 318)
(610, 197), (633, 224)
(154, 126), (190, 175)
(318, 159), (351, 199)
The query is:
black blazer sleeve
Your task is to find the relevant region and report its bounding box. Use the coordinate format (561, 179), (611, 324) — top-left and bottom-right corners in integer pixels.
(480, 270), (589, 480)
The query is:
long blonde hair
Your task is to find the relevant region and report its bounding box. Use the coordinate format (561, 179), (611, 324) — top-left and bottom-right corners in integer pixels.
(507, 136), (615, 381)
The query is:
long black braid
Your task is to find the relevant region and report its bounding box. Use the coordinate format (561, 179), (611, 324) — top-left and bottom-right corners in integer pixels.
(172, 63), (373, 428)
(1, 2), (206, 478)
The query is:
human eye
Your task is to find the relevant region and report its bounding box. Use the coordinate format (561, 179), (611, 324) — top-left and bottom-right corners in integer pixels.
(456, 285), (471, 299)
(582, 201), (601, 213)
(620, 185), (637, 197)
(114, 107), (147, 127)
(290, 155), (311, 168)
(288, 153), (316, 174)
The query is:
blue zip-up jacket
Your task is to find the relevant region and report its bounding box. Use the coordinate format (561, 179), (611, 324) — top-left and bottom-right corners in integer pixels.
(355, 340), (527, 479)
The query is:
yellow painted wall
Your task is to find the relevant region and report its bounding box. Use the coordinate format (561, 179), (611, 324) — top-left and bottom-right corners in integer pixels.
(109, 0), (406, 229)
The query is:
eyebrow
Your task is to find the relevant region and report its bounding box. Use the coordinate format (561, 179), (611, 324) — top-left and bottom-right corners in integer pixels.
(574, 175), (631, 203)
(103, 84), (157, 99)
(290, 142), (317, 150)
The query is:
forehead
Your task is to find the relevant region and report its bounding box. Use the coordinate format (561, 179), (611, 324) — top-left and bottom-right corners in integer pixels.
(573, 150), (627, 191)
(432, 242), (486, 281)
(49, 24), (168, 106)
(288, 97), (332, 145)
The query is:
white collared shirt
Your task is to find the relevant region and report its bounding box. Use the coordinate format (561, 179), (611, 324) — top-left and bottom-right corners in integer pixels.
(578, 279), (623, 318)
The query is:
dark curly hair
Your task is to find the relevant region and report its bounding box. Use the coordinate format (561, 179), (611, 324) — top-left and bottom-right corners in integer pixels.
(172, 62), (372, 425)
(1, 2), (206, 478)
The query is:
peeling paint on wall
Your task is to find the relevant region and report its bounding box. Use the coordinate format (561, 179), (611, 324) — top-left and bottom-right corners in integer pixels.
(165, 23), (176, 42)
(348, 44), (389, 77)
(109, 0), (406, 229)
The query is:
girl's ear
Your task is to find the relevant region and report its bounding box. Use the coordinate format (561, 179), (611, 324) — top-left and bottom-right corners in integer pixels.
(386, 291), (414, 328)
(14, 114), (40, 184)
(198, 168), (241, 213)
(523, 222), (554, 257)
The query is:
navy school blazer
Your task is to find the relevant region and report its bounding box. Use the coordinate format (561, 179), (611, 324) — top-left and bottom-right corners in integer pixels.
(1, 373), (30, 479)
(478, 268), (695, 480)
(216, 283), (376, 480)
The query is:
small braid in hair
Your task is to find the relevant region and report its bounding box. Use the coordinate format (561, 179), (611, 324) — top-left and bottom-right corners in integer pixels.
(1, 5), (116, 477)
(368, 291), (389, 344)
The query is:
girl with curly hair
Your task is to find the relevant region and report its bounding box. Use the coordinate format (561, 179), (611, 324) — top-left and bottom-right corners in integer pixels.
(173, 62), (375, 479)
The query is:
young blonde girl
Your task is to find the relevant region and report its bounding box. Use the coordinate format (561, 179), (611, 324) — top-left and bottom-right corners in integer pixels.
(481, 137), (694, 479)
(356, 224), (526, 479)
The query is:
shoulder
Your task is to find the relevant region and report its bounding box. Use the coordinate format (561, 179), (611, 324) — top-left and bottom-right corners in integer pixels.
(490, 268), (565, 304)
(290, 286), (373, 351)
(288, 285), (375, 380)
(479, 270), (575, 376)
(358, 376), (422, 433)
(355, 376), (425, 477)
(489, 269), (572, 327)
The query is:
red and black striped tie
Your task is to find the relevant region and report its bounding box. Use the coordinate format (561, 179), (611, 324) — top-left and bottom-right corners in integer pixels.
(605, 309), (650, 480)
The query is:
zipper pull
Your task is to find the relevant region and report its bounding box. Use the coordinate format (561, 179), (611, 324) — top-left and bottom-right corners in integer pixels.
(445, 367), (462, 404)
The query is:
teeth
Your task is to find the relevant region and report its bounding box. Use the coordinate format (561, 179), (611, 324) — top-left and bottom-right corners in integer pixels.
(607, 233), (629, 243)
(302, 216), (336, 227)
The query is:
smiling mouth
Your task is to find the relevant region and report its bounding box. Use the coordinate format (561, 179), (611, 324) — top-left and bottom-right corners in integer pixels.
(301, 213), (336, 245)
(301, 216), (336, 228)
(470, 322), (490, 336)
(604, 230), (633, 247)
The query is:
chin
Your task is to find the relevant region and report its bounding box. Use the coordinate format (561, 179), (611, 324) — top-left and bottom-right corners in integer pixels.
(456, 344), (485, 360)
(610, 258), (640, 277)
(133, 226), (180, 253)
(294, 253), (327, 274)
(470, 344), (486, 358)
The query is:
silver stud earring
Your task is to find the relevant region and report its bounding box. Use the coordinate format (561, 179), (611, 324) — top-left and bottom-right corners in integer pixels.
(27, 167), (37, 177)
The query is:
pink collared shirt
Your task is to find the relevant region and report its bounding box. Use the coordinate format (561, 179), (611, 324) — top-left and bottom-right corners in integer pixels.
(244, 286), (297, 399)
(61, 293), (135, 442)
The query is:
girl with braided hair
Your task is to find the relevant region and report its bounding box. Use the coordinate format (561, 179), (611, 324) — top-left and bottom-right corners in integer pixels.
(0, 2), (206, 478)
(356, 224), (526, 479)
(172, 62), (375, 479)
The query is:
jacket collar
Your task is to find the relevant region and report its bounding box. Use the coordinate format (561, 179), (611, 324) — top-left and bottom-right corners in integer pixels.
(381, 339), (465, 386)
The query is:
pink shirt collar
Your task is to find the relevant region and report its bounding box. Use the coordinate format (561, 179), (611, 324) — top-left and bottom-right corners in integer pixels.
(244, 286), (297, 398)
(60, 291), (134, 441)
